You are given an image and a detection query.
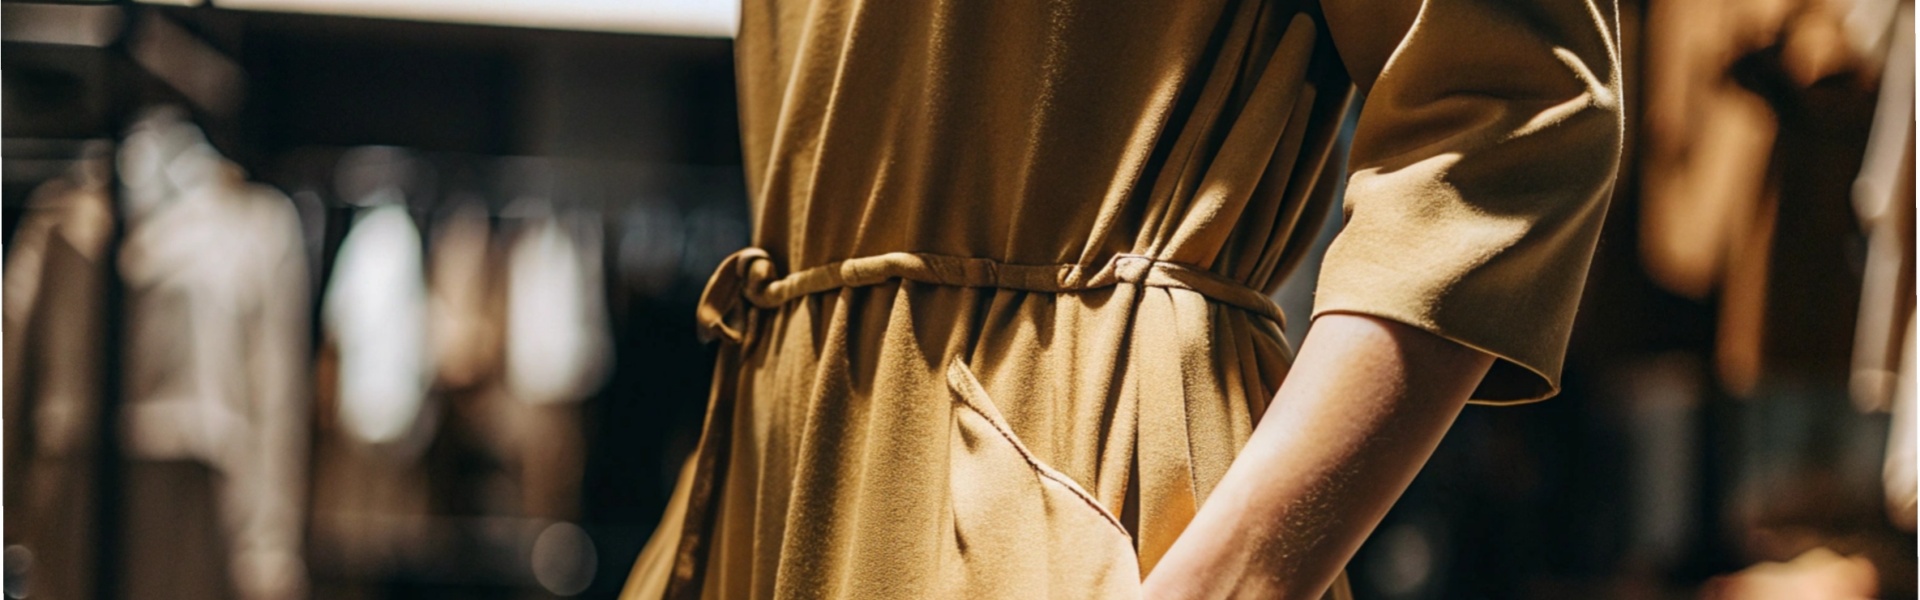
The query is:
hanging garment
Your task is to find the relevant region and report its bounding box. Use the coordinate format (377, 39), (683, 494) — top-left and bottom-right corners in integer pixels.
(322, 199), (435, 451)
(118, 140), (313, 600)
(1847, 0), (1915, 414)
(1640, 0), (1884, 395)
(625, 0), (1623, 597)
(503, 212), (612, 407)
(4, 158), (115, 600)
(429, 201), (504, 393)
(308, 198), (442, 583)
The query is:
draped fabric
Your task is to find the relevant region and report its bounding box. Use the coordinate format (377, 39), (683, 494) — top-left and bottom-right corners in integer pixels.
(625, 0), (1623, 597)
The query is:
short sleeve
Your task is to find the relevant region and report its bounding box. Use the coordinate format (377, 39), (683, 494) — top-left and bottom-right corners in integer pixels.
(1315, 0), (1626, 403)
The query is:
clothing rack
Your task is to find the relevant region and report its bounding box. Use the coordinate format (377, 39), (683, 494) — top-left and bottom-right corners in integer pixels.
(1, 5), (230, 598)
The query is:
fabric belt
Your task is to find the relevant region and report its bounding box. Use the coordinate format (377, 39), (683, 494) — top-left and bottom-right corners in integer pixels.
(666, 247), (1286, 599)
(695, 248), (1287, 346)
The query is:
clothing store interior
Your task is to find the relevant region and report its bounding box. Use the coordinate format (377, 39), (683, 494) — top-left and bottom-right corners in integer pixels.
(1, 1), (1913, 599)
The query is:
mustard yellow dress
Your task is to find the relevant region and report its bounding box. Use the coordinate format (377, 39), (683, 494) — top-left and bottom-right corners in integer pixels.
(625, 0), (1624, 597)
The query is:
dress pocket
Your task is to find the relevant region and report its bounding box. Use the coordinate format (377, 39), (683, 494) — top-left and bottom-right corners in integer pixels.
(942, 359), (1142, 598)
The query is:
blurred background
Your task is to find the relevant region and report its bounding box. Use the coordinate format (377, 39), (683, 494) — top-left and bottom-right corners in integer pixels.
(0, 1), (1912, 599)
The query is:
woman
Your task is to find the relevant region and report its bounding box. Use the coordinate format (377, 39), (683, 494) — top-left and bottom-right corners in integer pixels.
(626, 0), (1623, 597)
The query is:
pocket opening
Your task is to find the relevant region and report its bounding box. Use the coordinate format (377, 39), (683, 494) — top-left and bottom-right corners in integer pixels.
(944, 359), (1130, 536)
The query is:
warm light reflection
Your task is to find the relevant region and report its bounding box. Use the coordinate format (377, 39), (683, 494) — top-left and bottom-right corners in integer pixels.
(200, 0), (738, 37)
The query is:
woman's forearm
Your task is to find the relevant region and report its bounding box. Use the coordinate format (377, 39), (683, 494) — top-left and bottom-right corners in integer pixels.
(1143, 313), (1494, 599)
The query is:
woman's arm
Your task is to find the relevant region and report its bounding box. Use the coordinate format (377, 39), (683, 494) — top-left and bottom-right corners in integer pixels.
(1142, 313), (1493, 599)
(1144, 0), (1623, 592)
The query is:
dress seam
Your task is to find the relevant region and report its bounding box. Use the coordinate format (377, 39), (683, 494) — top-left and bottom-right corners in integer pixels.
(944, 360), (1134, 538)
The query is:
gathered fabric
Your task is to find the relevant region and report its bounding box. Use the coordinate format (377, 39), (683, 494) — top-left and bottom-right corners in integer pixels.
(645, 245), (1315, 599)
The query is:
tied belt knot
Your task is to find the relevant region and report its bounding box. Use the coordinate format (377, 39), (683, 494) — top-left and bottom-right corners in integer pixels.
(695, 247), (775, 345)
(695, 247), (1289, 346)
